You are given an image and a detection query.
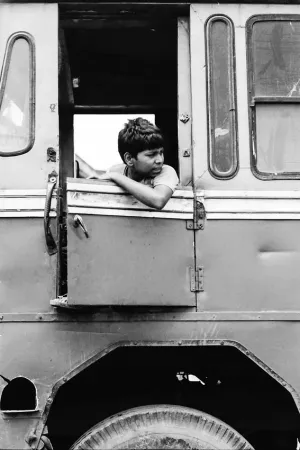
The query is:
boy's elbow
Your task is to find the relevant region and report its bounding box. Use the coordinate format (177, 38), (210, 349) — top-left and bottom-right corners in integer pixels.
(151, 197), (169, 210)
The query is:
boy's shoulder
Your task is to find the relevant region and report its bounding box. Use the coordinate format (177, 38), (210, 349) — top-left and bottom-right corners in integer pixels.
(158, 164), (179, 178)
(153, 164), (179, 192)
(107, 163), (126, 174)
(160, 164), (178, 174)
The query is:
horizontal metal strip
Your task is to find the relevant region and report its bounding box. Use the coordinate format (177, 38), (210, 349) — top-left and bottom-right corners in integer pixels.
(0, 211), (56, 218)
(201, 190), (300, 199)
(1, 310), (300, 322)
(0, 197), (57, 211)
(68, 191), (193, 213)
(208, 213), (300, 220)
(206, 213), (300, 219)
(204, 198), (300, 213)
(0, 189), (47, 196)
(68, 206), (192, 220)
(67, 181), (194, 198)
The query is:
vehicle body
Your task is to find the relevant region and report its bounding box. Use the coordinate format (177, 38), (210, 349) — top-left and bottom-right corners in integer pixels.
(0, 1), (300, 449)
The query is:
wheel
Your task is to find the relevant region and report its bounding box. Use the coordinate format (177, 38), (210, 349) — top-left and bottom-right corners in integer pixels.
(70, 404), (254, 449)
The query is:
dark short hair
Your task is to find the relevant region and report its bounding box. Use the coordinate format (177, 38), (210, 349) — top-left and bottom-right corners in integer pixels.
(118, 117), (164, 162)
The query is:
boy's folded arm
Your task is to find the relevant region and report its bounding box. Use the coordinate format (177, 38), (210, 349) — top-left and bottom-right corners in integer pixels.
(102, 171), (173, 210)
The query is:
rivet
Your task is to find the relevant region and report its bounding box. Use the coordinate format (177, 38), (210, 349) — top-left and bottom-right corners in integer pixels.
(179, 114), (190, 124)
(0, 315), (3, 320)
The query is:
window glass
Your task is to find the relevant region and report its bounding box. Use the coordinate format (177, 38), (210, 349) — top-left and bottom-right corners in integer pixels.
(253, 21), (300, 97)
(206, 16), (238, 178)
(256, 104), (300, 173)
(248, 17), (300, 178)
(0, 36), (34, 155)
(74, 114), (155, 173)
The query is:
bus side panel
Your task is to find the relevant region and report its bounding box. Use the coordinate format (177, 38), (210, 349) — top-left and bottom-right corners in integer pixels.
(0, 4), (58, 311)
(0, 217), (56, 313)
(196, 219), (300, 312)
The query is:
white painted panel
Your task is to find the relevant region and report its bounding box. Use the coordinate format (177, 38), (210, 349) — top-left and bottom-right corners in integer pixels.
(0, 4), (58, 189)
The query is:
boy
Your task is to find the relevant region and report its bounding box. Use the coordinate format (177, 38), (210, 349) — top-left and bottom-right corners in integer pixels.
(91, 118), (179, 210)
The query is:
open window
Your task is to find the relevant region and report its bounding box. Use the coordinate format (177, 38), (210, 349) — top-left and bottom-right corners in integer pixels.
(247, 15), (300, 179)
(74, 113), (156, 177)
(57, 6), (195, 306)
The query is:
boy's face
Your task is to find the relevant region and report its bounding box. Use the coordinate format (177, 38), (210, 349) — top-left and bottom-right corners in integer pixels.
(130, 147), (164, 179)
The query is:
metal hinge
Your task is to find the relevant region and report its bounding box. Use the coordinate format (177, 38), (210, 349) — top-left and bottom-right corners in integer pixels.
(186, 199), (206, 231)
(190, 266), (204, 292)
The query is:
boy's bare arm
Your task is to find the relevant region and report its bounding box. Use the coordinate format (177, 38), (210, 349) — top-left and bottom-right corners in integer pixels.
(95, 171), (173, 210)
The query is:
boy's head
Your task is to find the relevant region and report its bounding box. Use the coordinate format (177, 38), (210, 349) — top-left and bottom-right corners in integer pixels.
(118, 117), (164, 163)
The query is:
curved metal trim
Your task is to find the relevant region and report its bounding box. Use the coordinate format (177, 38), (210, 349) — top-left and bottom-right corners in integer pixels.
(36, 338), (300, 437)
(0, 32), (36, 158)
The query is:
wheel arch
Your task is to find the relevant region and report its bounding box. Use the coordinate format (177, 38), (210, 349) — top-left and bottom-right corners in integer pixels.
(38, 339), (300, 450)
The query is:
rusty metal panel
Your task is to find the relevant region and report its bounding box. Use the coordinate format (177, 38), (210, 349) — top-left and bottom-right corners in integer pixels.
(68, 214), (195, 306)
(0, 3), (58, 189)
(196, 219), (300, 312)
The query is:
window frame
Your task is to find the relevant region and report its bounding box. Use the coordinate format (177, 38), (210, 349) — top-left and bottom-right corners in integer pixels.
(247, 14), (300, 180)
(0, 32), (35, 157)
(206, 14), (239, 180)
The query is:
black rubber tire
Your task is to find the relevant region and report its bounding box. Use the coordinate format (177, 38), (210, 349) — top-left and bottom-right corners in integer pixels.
(70, 404), (255, 450)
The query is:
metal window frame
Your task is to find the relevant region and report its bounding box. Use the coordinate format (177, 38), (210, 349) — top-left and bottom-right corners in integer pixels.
(206, 14), (238, 180)
(0, 32), (35, 157)
(247, 14), (300, 180)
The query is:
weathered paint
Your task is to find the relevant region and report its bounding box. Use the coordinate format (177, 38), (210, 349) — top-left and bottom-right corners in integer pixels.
(1, 321), (300, 448)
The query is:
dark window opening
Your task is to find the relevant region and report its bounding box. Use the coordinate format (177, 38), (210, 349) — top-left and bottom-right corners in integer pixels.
(59, 15), (179, 182)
